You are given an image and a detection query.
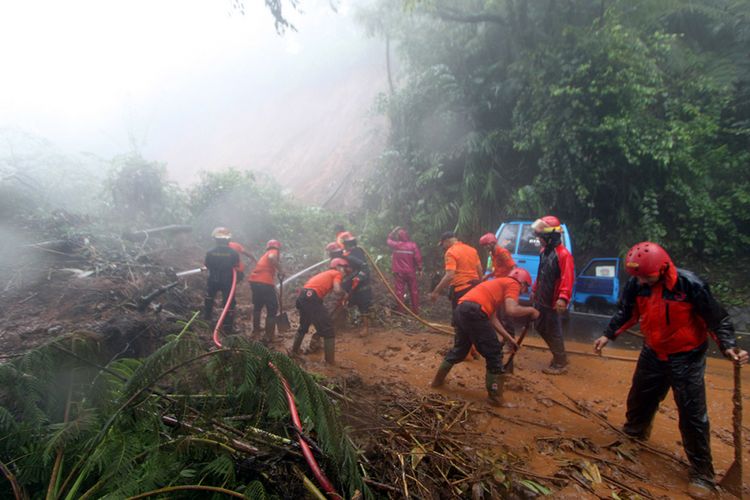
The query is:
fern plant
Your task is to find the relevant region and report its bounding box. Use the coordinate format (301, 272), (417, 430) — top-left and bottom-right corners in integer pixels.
(0, 314), (369, 499)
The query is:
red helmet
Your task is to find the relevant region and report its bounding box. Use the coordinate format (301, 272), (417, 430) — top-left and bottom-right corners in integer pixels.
(625, 242), (671, 277)
(531, 216), (562, 234)
(330, 258), (349, 269)
(266, 239), (281, 250)
(508, 267), (532, 287)
(338, 231), (354, 241)
(479, 232), (497, 246)
(325, 242), (343, 253)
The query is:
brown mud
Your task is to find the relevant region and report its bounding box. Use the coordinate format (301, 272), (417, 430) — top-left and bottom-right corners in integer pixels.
(2, 240), (747, 499)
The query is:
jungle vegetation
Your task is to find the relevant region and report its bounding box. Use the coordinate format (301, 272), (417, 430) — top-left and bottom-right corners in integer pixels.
(356, 0), (750, 265)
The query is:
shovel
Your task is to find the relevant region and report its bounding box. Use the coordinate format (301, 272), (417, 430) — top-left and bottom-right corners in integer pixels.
(719, 358), (743, 499)
(276, 277), (291, 333)
(503, 322), (530, 373)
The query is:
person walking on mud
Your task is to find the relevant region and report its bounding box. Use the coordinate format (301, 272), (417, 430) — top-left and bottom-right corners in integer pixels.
(203, 227), (240, 333)
(593, 241), (748, 498)
(531, 216), (574, 374)
(387, 226), (423, 314)
(430, 268), (539, 406)
(248, 239), (284, 343)
(291, 258), (349, 364)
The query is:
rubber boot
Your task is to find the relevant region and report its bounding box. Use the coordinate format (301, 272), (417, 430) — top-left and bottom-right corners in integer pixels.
(323, 337), (335, 365)
(306, 334), (322, 354)
(486, 372), (506, 407)
(264, 317), (276, 344)
(291, 331), (305, 354)
(430, 361), (453, 388)
(203, 298), (213, 321)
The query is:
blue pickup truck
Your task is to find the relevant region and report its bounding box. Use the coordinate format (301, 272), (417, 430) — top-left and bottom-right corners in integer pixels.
(491, 221), (619, 311)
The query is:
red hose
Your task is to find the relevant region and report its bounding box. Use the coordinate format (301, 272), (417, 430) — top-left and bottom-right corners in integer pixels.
(213, 269), (237, 348)
(268, 362), (342, 499)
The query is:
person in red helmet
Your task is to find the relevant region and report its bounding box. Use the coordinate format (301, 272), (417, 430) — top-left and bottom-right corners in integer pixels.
(430, 267), (539, 406)
(291, 258), (349, 364)
(531, 215), (574, 374)
(248, 239), (284, 342)
(387, 226), (423, 313)
(479, 232), (515, 279)
(593, 242), (748, 496)
(480, 231), (519, 369)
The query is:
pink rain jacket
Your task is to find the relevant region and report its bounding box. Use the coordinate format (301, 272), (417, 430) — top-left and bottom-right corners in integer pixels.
(387, 229), (423, 276)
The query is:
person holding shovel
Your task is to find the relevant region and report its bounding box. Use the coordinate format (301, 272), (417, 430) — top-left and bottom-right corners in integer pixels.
(248, 239), (284, 343)
(430, 268), (539, 407)
(593, 241), (748, 498)
(291, 258), (349, 365)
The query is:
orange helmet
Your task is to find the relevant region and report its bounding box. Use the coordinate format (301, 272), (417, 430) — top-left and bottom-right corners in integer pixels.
(266, 239), (281, 250)
(508, 268), (532, 287)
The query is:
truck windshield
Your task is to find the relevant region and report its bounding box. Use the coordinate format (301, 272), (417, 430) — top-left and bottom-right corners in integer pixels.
(518, 224), (541, 254)
(497, 224), (519, 251)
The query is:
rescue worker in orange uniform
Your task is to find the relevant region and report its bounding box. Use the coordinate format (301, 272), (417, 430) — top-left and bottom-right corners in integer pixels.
(431, 268), (539, 406)
(480, 231), (519, 369)
(430, 231), (484, 359)
(203, 227), (240, 333)
(531, 216), (574, 374)
(291, 258), (349, 364)
(429, 232), (483, 311)
(593, 242), (748, 497)
(479, 232), (515, 279)
(248, 240), (284, 342)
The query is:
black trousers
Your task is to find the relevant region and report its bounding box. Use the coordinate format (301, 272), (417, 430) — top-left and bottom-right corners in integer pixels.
(204, 280), (236, 328)
(448, 283), (477, 326)
(533, 305), (567, 366)
(444, 302), (504, 374)
(296, 289), (334, 339)
(250, 282), (278, 330)
(624, 343), (714, 482)
(349, 284), (372, 313)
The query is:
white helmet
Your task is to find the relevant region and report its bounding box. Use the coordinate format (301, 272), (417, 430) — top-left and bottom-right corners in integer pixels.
(211, 227), (232, 239)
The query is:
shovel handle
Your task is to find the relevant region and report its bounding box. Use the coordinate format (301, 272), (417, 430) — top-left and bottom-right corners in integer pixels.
(732, 362), (742, 466)
(503, 322), (531, 370)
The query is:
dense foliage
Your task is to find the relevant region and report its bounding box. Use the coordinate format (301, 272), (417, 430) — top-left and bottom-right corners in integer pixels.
(357, 0), (750, 261)
(0, 317), (368, 499)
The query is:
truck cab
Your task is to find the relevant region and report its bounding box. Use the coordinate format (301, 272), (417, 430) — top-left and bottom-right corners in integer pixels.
(571, 258), (621, 313)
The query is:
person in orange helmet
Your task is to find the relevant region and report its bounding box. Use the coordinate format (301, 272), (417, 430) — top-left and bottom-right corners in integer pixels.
(593, 242), (748, 497)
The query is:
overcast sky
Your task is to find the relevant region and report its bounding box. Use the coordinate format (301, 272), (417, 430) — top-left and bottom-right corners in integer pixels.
(0, 0), (383, 186)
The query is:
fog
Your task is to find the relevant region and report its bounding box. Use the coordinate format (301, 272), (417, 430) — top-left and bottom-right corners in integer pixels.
(0, 0), (386, 204)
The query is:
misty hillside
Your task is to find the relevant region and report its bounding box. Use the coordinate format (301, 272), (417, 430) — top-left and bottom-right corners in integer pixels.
(226, 60), (388, 209)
